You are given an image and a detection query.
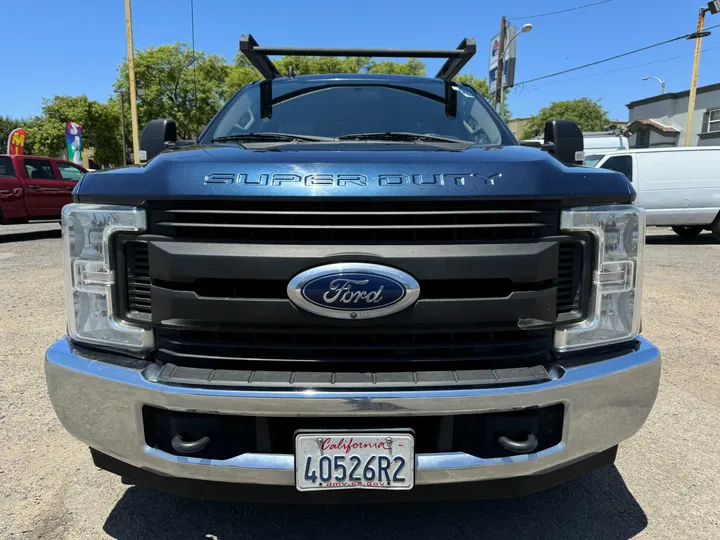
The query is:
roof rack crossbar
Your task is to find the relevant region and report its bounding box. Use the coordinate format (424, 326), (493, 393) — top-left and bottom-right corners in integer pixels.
(239, 34), (476, 81)
(251, 47), (465, 58)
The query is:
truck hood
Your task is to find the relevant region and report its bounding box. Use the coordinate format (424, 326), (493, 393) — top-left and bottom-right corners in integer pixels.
(76, 144), (634, 205)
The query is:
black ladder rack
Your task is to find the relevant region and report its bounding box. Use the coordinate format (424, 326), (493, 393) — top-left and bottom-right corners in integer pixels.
(239, 34), (476, 81)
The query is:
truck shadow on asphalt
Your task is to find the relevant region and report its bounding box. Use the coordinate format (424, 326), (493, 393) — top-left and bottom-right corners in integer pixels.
(102, 465), (646, 540)
(0, 228), (61, 244)
(646, 233), (717, 246)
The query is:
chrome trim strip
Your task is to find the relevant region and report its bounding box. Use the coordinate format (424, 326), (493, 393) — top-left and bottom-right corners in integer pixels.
(139, 443), (569, 486)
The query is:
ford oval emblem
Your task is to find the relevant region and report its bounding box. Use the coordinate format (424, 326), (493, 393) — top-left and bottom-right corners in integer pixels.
(287, 263), (420, 320)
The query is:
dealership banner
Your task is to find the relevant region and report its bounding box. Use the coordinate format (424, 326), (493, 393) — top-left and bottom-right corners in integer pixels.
(488, 26), (517, 94)
(7, 128), (27, 155)
(66, 122), (83, 165)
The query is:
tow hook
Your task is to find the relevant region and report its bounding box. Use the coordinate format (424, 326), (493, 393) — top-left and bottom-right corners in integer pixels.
(498, 433), (539, 454)
(171, 434), (211, 454)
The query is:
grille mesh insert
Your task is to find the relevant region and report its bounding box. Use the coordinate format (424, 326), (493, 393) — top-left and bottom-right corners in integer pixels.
(148, 200), (560, 243)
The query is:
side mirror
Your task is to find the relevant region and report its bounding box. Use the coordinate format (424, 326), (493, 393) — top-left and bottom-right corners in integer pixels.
(542, 119), (584, 166)
(140, 119), (177, 161)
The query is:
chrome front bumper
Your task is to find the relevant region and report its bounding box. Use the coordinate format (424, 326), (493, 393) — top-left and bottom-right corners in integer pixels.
(45, 337), (661, 487)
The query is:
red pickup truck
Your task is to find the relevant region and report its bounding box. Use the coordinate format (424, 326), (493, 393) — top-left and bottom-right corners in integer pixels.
(0, 155), (86, 223)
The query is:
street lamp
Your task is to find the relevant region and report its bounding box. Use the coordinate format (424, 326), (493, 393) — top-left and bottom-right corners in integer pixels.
(506, 23), (533, 49)
(497, 23), (532, 114)
(642, 76), (666, 94)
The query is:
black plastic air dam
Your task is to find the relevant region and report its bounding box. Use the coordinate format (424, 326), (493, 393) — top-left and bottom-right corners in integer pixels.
(141, 405), (564, 458)
(91, 446), (618, 503)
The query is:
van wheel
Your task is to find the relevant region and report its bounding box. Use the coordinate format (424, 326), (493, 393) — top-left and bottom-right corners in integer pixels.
(712, 221), (720, 242)
(672, 226), (703, 238)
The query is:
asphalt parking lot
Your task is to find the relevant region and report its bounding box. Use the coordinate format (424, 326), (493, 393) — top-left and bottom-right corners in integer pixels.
(1, 222), (719, 540)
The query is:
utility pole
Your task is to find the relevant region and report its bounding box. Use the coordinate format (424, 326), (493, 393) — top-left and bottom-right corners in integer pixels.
(495, 16), (507, 114)
(117, 91), (127, 165)
(684, 2), (717, 146)
(124, 0), (141, 164)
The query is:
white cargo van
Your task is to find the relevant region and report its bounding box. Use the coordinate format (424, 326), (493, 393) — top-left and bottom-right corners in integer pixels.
(583, 133), (629, 153)
(585, 147), (720, 239)
(521, 134), (629, 153)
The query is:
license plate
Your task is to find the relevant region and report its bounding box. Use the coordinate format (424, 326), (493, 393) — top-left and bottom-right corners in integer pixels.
(295, 433), (415, 491)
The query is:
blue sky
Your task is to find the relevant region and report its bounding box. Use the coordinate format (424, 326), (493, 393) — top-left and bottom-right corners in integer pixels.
(3, 0), (719, 121)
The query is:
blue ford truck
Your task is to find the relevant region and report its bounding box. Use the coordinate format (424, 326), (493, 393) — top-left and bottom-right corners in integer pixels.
(45, 36), (661, 502)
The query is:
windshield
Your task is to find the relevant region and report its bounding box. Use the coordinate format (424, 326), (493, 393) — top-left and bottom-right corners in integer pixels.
(583, 154), (605, 167)
(200, 79), (513, 146)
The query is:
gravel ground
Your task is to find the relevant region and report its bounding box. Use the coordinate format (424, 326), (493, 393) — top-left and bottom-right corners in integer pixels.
(1, 222), (719, 539)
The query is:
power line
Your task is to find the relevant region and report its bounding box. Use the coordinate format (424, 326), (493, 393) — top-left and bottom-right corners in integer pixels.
(191, 0), (199, 137)
(509, 0), (612, 20)
(523, 46), (720, 88)
(514, 30), (705, 86)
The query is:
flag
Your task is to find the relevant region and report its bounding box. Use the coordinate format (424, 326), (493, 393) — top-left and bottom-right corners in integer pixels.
(7, 128), (27, 155)
(66, 122), (83, 165)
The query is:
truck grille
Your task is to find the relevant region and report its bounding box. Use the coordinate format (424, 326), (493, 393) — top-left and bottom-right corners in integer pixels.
(155, 327), (553, 372)
(123, 242), (584, 324)
(148, 200), (560, 243)
(117, 199), (590, 384)
(124, 241), (151, 319)
(556, 241), (584, 315)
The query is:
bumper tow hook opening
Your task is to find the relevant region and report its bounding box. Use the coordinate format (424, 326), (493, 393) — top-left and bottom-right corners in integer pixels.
(498, 433), (538, 454)
(171, 434), (211, 455)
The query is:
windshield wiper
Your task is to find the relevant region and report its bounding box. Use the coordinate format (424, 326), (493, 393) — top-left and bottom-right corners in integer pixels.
(336, 132), (469, 144)
(212, 132), (332, 143)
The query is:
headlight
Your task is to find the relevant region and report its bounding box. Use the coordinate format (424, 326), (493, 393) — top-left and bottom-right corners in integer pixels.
(61, 204), (153, 352)
(554, 205), (645, 352)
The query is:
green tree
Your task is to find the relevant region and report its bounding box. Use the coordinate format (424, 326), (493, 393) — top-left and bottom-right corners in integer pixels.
(223, 53), (427, 99)
(223, 53), (370, 100)
(454, 74), (511, 122)
(22, 95), (121, 164)
(23, 114), (64, 158)
(223, 52), (263, 98)
(223, 66), (263, 100)
(522, 98), (609, 139)
(366, 59), (425, 76)
(115, 43), (229, 139)
(276, 55), (369, 75)
(89, 99), (123, 166)
(454, 74), (491, 99)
